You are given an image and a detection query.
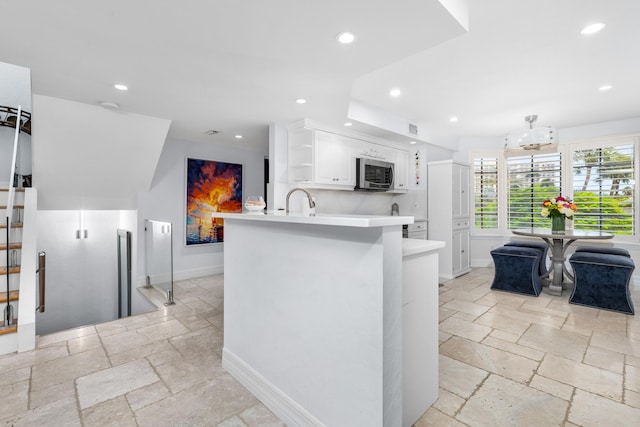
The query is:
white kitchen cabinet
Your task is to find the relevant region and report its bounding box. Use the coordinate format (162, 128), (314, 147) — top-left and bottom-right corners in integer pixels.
(288, 125), (353, 189)
(452, 229), (470, 274)
(402, 239), (443, 426)
(394, 149), (409, 190)
(452, 163), (470, 217)
(313, 131), (353, 186)
(287, 119), (409, 192)
(351, 138), (396, 162)
(428, 160), (472, 281)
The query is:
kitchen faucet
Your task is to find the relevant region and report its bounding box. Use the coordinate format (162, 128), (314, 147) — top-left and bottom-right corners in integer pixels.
(286, 188), (316, 214)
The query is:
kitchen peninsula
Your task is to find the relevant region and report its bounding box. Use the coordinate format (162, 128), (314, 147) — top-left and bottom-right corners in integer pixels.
(217, 212), (444, 426)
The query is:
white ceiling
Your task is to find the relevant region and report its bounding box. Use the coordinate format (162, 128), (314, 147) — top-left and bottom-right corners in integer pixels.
(2, 0), (639, 152)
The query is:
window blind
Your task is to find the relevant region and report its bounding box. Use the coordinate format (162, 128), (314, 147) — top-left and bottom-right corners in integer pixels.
(507, 152), (562, 229)
(571, 144), (635, 235)
(473, 157), (498, 229)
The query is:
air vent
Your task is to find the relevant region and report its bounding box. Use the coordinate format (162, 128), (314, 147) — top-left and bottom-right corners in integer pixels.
(408, 123), (418, 135)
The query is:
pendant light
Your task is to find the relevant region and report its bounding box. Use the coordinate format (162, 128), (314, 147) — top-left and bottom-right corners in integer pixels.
(505, 115), (556, 150)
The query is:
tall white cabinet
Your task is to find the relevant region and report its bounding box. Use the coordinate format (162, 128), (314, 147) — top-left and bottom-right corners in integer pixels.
(428, 160), (471, 281)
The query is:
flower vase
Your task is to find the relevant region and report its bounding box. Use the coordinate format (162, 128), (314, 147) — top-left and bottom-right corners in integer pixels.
(551, 215), (566, 234)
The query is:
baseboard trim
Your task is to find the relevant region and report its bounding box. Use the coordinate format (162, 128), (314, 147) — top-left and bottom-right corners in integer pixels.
(471, 259), (493, 268)
(137, 265), (224, 286)
(173, 265), (224, 281)
(222, 347), (324, 427)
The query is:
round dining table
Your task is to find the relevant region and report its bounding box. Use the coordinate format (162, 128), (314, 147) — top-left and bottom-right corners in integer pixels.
(511, 228), (614, 296)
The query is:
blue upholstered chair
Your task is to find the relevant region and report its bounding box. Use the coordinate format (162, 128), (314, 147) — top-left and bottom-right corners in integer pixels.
(569, 252), (635, 315)
(505, 240), (549, 276)
(490, 246), (543, 296)
(574, 246), (630, 257)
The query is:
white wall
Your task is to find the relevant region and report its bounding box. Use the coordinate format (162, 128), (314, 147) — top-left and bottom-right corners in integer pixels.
(137, 137), (266, 283)
(32, 95), (170, 210)
(0, 61), (31, 109)
(35, 210), (142, 335)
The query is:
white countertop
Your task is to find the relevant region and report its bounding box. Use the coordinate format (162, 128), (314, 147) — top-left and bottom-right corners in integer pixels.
(216, 211), (414, 227)
(402, 238), (445, 256)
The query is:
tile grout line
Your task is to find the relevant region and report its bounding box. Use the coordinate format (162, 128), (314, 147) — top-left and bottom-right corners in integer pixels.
(563, 386), (579, 425)
(76, 325), (112, 426)
(452, 371), (492, 423)
(26, 365), (33, 412)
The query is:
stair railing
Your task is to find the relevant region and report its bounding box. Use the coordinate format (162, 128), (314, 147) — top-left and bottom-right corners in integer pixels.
(4, 105), (21, 327)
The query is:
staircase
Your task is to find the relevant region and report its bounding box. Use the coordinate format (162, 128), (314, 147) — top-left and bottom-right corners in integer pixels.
(1, 188), (23, 336)
(0, 102), (38, 354)
(0, 186), (38, 354)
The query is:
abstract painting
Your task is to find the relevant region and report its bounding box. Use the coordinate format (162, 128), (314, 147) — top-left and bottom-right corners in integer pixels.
(185, 158), (242, 245)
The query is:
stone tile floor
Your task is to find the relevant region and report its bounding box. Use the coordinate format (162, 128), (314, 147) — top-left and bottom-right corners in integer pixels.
(0, 268), (639, 426)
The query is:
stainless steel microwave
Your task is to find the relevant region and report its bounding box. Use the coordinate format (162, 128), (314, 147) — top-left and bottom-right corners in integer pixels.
(355, 158), (394, 191)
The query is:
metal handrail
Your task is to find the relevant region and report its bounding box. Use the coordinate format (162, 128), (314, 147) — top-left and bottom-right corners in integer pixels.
(36, 251), (46, 313)
(4, 105), (21, 327)
(6, 105), (21, 216)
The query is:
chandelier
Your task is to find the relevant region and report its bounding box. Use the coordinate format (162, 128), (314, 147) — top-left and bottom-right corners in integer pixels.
(505, 115), (556, 150)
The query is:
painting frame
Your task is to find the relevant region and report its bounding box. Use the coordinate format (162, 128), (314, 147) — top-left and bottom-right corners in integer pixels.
(185, 157), (243, 245)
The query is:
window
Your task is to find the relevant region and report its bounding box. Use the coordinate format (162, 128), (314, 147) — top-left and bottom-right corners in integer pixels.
(471, 135), (638, 239)
(506, 152), (562, 229)
(473, 157), (498, 229)
(571, 143), (635, 235)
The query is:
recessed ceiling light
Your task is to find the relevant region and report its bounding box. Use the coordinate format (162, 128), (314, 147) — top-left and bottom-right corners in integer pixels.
(295, 98), (307, 104)
(580, 22), (605, 35)
(389, 88), (401, 97)
(598, 85), (613, 91)
(114, 84), (128, 91)
(449, 116), (459, 123)
(344, 122), (353, 127)
(409, 141), (417, 145)
(336, 32), (355, 44)
(235, 135), (243, 139)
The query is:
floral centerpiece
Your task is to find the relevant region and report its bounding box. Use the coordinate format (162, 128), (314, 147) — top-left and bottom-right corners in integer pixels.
(541, 195), (578, 233)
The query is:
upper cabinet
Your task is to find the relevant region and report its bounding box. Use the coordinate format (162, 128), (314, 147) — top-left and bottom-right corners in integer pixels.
(287, 120), (409, 192)
(394, 150), (409, 190)
(451, 162), (470, 218)
(313, 130), (354, 186)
